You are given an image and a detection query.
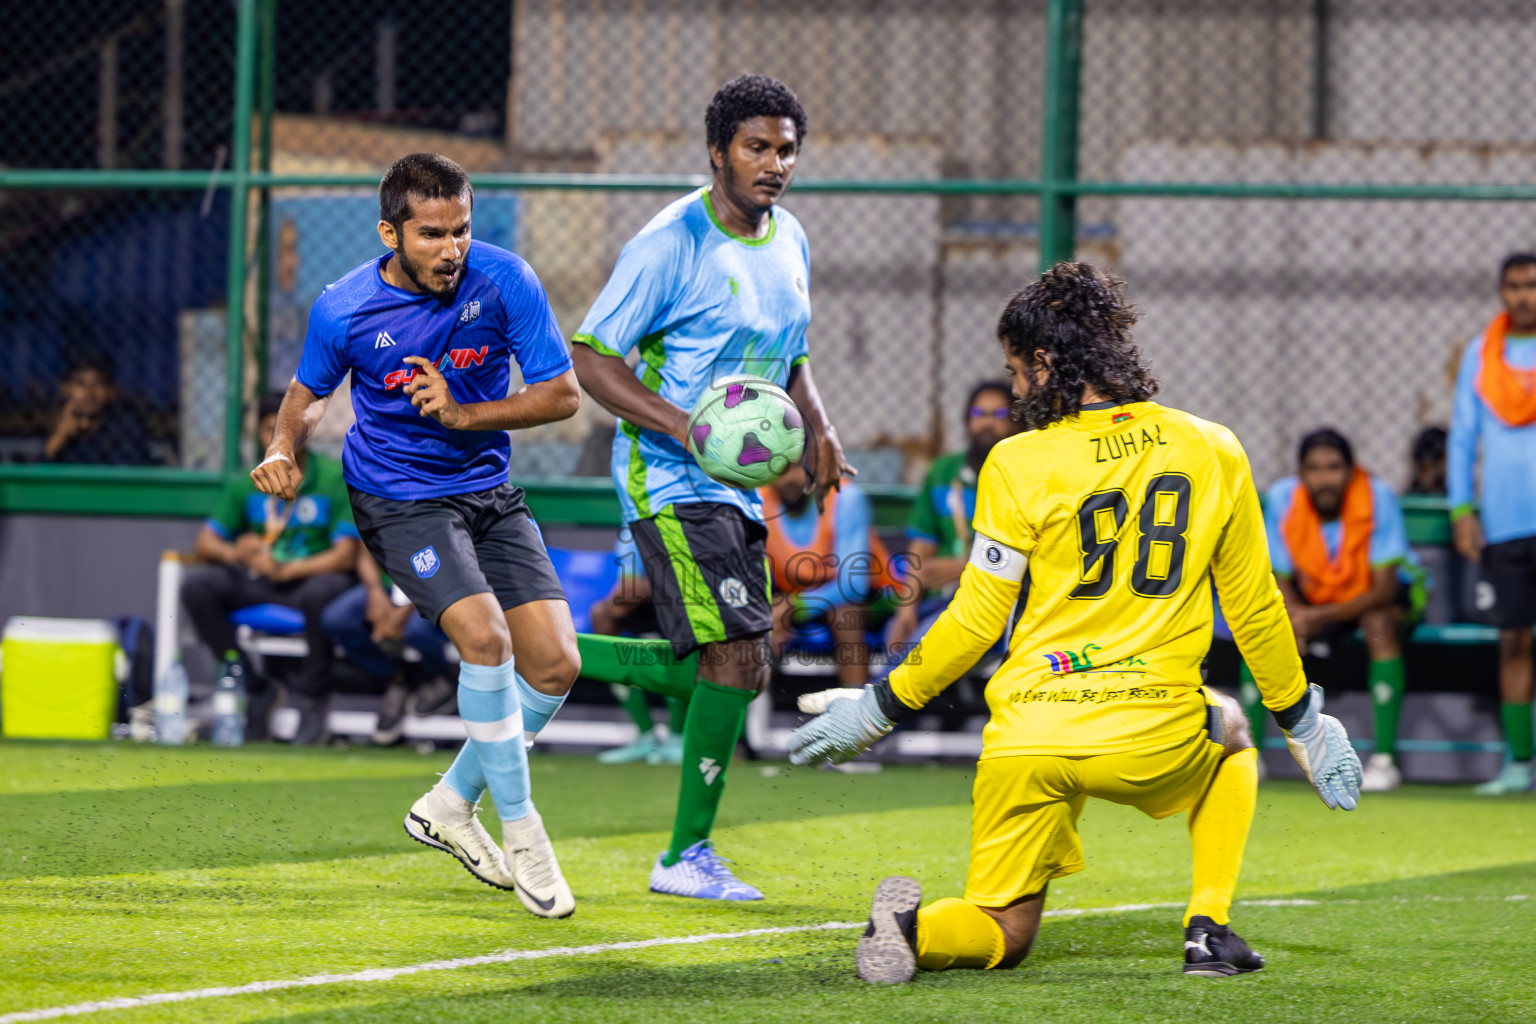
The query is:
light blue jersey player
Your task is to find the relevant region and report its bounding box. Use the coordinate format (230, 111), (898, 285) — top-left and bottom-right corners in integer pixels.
(1448, 253), (1536, 794)
(571, 75), (854, 901)
(254, 153), (583, 917)
(574, 186), (811, 524)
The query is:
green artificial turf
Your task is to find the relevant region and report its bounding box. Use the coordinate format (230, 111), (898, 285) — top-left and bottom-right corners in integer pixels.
(1, 741), (1531, 1023)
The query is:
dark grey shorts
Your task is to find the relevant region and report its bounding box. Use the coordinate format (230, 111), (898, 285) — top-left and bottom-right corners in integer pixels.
(349, 483), (567, 626)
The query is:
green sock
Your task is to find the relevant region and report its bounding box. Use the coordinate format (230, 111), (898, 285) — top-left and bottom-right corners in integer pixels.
(1501, 701), (1535, 762)
(1369, 657), (1405, 756)
(665, 679), (753, 865)
(666, 695), (689, 735)
(612, 684), (654, 734)
(1237, 661), (1266, 745)
(576, 633), (697, 700)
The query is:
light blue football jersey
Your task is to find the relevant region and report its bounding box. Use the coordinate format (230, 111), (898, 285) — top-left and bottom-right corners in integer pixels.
(574, 187), (811, 524)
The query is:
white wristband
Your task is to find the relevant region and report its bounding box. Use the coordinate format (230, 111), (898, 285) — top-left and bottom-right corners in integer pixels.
(259, 453), (294, 468)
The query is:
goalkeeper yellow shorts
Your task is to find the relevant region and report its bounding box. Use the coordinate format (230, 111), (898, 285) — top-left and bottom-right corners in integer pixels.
(964, 696), (1227, 907)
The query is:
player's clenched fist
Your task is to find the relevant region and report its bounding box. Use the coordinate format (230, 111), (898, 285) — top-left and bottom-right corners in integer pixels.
(402, 356), (467, 429)
(250, 450), (303, 501)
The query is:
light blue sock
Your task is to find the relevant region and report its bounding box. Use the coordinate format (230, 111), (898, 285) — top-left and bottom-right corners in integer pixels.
(441, 674), (567, 803)
(441, 743), (486, 804)
(455, 658), (532, 822)
(517, 673), (568, 738)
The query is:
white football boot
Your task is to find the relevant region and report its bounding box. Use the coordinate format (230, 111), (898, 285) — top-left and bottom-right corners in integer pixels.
(1359, 752), (1402, 792)
(502, 808), (576, 918)
(404, 781), (516, 891)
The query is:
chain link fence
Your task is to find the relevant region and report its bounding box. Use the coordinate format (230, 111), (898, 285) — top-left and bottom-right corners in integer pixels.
(1080, 0), (1536, 491)
(4, 0), (1535, 497)
(1, 1), (236, 468)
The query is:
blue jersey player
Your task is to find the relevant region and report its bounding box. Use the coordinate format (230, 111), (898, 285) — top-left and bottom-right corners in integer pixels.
(1450, 252), (1536, 795)
(571, 75), (855, 901)
(252, 153), (582, 917)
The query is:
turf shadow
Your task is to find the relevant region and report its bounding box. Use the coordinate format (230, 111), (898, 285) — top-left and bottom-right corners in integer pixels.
(0, 760), (970, 879)
(244, 863), (1536, 1024)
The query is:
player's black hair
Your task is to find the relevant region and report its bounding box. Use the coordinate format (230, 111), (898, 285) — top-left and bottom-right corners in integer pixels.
(1501, 252), (1536, 283)
(378, 153), (473, 234)
(1411, 424), (1447, 466)
(996, 262), (1157, 431)
(258, 392), (286, 422)
(1298, 427), (1354, 468)
(704, 74), (808, 172)
(62, 346), (116, 385)
(964, 380), (1013, 418)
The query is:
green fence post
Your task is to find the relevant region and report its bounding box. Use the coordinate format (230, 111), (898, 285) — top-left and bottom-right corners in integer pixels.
(253, 0), (276, 397)
(1039, 0), (1084, 272)
(223, 0), (259, 475)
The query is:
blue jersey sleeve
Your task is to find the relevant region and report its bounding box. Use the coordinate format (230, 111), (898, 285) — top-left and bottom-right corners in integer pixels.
(1447, 337), (1483, 519)
(491, 253), (572, 385)
(1368, 479), (1410, 567)
(832, 484), (876, 603)
(1263, 478), (1295, 577)
(573, 223), (691, 358)
(294, 292), (351, 398)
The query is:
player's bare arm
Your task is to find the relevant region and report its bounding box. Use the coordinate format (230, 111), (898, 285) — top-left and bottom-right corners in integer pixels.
(571, 343), (691, 448)
(1293, 564), (1399, 631)
(402, 357), (580, 431)
(255, 536), (359, 583)
(787, 360), (855, 511)
(251, 379), (330, 501)
(192, 523), (248, 568)
(1452, 509), (1485, 562)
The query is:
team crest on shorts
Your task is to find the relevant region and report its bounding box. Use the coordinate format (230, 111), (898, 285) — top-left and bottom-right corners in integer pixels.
(717, 576), (750, 609)
(459, 299), (481, 325)
(412, 545), (440, 578)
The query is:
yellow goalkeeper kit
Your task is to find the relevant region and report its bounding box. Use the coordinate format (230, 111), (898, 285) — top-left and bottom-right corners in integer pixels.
(882, 400), (1308, 906)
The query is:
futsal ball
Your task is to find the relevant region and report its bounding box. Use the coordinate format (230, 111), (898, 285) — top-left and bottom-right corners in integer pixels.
(687, 374), (806, 488)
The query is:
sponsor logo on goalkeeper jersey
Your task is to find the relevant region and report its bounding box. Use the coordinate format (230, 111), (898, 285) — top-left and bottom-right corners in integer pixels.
(1044, 644), (1100, 674)
(1042, 643), (1148, 675)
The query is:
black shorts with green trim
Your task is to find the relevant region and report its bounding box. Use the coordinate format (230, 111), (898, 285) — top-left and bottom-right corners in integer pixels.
(630, 502), (771, 659)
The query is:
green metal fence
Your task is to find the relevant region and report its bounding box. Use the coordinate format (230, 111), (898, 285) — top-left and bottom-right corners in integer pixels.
(4, 0), (1533, 526)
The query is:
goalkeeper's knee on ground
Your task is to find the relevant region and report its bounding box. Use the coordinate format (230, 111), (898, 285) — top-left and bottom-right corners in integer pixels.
(915, 898), (1007, 970)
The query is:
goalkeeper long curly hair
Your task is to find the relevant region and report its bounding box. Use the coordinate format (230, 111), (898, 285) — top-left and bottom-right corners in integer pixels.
(997, 261), (1158, 431)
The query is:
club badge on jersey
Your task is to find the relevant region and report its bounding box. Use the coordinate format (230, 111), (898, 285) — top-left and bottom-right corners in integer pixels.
(969, 533), (1027, 582)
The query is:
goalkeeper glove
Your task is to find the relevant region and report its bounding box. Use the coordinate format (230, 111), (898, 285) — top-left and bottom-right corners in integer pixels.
(788, 685), (897, 765)
(1276, 683), (1363, 810)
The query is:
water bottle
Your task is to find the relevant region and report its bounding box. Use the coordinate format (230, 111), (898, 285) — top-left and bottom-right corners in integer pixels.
(154, 659), (190, 745)
(211, 651), (247, 747)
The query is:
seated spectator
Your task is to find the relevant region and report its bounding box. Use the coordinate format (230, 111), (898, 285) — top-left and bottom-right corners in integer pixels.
(44, 348), (153, 465)
(181, 393), (358, 743)
(880, 380), (1021, 673)
(589, 531), (686, 765)
(762, 461), (893, 687)
(1263, 428), (1419, 793)
(320, 547), (456, 746)
(1407, 425), (1447, 495)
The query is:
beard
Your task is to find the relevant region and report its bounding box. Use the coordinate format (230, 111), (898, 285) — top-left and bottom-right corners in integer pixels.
(395, 245), (462, 302)
(966, 430), (1004, 470)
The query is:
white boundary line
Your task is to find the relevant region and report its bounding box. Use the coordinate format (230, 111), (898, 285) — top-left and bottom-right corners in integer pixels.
(0, 898), (1324, 1023)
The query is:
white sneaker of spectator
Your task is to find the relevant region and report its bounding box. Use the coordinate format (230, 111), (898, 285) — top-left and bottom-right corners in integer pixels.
(1360, 752), (1402, 792)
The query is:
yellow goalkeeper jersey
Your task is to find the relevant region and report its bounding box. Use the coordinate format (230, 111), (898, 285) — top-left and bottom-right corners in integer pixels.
(888, 400), (1307, 758)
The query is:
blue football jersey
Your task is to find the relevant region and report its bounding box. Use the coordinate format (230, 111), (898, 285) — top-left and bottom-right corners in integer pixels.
(296, 240), (571, 500)
(573, 187), (812, 524)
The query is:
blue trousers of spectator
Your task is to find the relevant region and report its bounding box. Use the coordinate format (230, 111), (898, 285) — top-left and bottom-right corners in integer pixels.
(321, 584), (453, 683)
